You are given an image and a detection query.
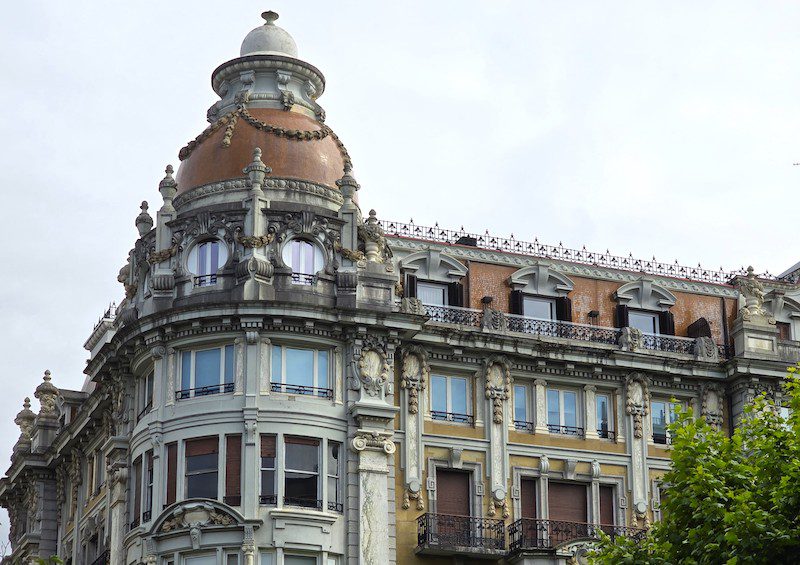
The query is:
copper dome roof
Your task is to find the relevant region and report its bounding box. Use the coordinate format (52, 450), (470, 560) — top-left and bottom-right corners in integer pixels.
(176, 107), (351, 194)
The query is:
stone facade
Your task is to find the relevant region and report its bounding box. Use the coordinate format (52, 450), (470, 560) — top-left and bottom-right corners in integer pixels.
(2, 12), (799, 565)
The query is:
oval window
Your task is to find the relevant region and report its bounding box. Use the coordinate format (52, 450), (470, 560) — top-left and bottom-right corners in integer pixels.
(187, 240), (228, 286)
(282, 239), (324, 285)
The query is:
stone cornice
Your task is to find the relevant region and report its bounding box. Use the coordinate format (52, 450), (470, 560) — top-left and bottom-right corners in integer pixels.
(387, 237), (739, 299)
(173, 176), (343, 210)
(211, 55), (325, 98)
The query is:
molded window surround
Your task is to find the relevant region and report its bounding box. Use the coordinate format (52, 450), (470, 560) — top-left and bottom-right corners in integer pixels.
(179, 345), (235, 399)
(283, 239), (324, 285)
(188, 240), (228, 287)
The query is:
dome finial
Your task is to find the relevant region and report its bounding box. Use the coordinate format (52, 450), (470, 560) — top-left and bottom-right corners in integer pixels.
(262, 11), (279, 25)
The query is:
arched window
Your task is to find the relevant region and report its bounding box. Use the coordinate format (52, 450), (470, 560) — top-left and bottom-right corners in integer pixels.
(282, 239), (324, 285)
(187, 240), (228, 287)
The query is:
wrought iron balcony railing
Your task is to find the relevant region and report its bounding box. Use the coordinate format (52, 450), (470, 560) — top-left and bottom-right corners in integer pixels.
(259, 494), (277, 505)
(506, 314), (622, 345)
(328, 501), (344, 512)
(431, 411), (475, 425)
(193, 274), (218, 287)
(291, 272), (316, 285)
(417, 513), (506, 554)
(640, 333), (696, 355)
(175, 382), (235, 400)
(652, 432), (672, 445)
(508, 518), (647, 552)
(597, 428), (616, 440)
(270, 382), (333, 398)
(137, 402), (153, 422)
(514, 420), (534, 432)
(284, 496), (323, 510)
(425, 304), (483, 326)
(547, 424), (584, 437)
(142, 510), (152, 523)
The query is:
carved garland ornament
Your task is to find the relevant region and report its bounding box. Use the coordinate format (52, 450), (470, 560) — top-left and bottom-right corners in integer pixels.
(334, 241), (365, 262)
(483, 356), (512, 424)
(402, 488), (425, 511)
(625, 373), (650, 439)
(235, 229), (274, 249)
(400, 345), (430, 414)
(147, 244), (178, 265)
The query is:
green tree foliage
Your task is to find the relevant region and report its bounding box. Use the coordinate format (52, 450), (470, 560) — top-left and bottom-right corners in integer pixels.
(591, 365), (800, 565)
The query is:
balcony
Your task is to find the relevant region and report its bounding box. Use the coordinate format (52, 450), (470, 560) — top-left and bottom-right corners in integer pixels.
(508, 519), (646, 552)
(175, 382), (234, 400)
(547, 424), (584, 438)
(193, 274), (218, 287)
(416, 513), (506, 558)
(423, 305), (731, 358)
(431, 411), (474, 425)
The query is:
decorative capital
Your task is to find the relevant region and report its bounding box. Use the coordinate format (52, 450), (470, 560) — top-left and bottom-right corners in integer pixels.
(351, 430), (395, 454)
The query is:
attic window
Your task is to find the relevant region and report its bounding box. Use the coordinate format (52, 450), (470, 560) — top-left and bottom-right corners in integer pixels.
(188, 240), (228, 287)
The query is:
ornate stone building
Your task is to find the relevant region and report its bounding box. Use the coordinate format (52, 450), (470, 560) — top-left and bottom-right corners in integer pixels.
(2, 11), (798, 565)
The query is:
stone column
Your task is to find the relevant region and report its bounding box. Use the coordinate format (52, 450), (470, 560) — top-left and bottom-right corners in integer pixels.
(624, 374), (650, 527)
(534, 379), (549, 434)
(399, 347), (427, 511)
(584, 384), (598, 440)
(484, 358), (511, 518)
(104, 437), (130, 565)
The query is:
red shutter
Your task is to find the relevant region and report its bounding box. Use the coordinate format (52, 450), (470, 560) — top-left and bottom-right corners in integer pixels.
(659, 310), (675, 335)
(261, 435), (277, 458)
(556, 296), (573, 322)
(436, 470), (471, 516)
(225, 435), (241, 498)
(521, 478), (537, 519)
(548, 482), (587, 522)
(186, 437), (219, 457)
(615, 304), (629, 328)
(599, 485), (615, 526)
(165, 442), (177, 506)
(132, 456), (142, 518)
(405, 274), (418, 298)
(510, 290), (524, 315)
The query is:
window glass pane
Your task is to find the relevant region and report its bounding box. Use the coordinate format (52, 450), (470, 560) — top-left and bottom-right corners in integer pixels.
(431, 376), (447, 413)
(261, 470), (275, 496)
(226, 554), (239, 565)
(224, 345), (234, 384)
(271, 345), (282, 383)
(652, 401), (667, 434)
(186, 555), (216, 565)
(597, 394), (610, 431)
(328, 442), (340, 477)
(514, 385), (527, 422)
(450, 378), (468, 415)
(547, 389), (560, 425)
(186, 471), (217, 499)
(186, 453), (217, 472)
(286, 348), (314, 387)
(317, 351), (329, 390)
(563, 391), (577, 427)
(285, 471), (318, 501)
(286, 441), (318, 473)
(260, 554), (274, 565)
(285, 557), (316, 565)
(181, 352), (191, 390)
(195, 349), (221, 388)
(328, 476), (339, 503)
(198, 242), (208, 275)
(523, 297), (553, 320)
(417, 282), (446, 306)
(629, 311), (658, 334)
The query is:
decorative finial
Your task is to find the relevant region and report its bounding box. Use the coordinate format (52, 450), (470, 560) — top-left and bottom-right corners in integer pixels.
(165, 164), (174, 176)
(136, 200), (154, 236)
(747, 265), (755, 275)
(262, 11), (279, 25)
(159, 164), (178, 211)
(243, 147), (271, 194)
(43, 370), (51, 382)
(23, 397), (31, 410)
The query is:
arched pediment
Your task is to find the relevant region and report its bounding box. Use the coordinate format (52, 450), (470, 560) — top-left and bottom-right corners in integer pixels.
(151, 499), (249, 535)
(614, 278), (676, 310)
(398, 248), (467, 282)
(765, 291), (800, 322)
(508, 263), (574, 297)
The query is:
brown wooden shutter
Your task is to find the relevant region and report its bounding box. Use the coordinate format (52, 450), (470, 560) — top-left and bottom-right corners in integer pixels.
(165, 442), (177, 506)
(599, 485), (615, 526)
(777, 322), (792, 340)
(510, 290), (524, 315)
(225, 435), (241, 498)
(615, 304), (629, 328)
(555, 296), (573, 322)
(405, 274), (418, 298)
(436, 470), (471, 516)
(658, 310), (675, 335)
(447, 282), (464, 307)
(186, 437), (219, 457)
(285, 436), (320, 447)
(687, 317), (712, 338)
(520, 478), (537, 519)
(132, 456), (142, 518)
(548, 482), (587, 522)
(261, 435), (277, 458)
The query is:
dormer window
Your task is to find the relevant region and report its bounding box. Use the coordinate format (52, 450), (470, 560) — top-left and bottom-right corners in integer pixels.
(629, 311), (659, 334)
(188, 240), (228, 287)
(283, 239), (324, 285)
(417, 281), (448, 306)
(614, 279), (677, 335)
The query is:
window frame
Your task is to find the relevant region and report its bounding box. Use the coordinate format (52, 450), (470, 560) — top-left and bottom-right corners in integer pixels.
(513, 383), (533, 431)
(144, 450), (154, 522)
(417, 281), (448, 306)
(650, 399), (680, 444)
(327, 441), (342, 512)
(283, 238), (325, 285)
(546, 388), (582, 436)
(430, 374), (473, 424)
(522, 296), (556, 320)
(596, 392), (614, 439)
(283, 437), (321, 510)
(178, 345), (235, 399)
(184, 437), (220, 500)
(628, 310), (660, 334)
(188, 239), (228, 287)
(270, 345), (332, 398)
(259, 435), (277, 506)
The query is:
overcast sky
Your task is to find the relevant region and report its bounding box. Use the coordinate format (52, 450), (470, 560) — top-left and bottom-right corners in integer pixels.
(1, 0), (798, 547)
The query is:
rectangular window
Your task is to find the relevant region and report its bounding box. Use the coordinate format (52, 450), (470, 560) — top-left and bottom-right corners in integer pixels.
(131, 456), (142, 527)
(259, 555), (274, 565)
(165, 442), (177, 506)
(144, 450), (154, 521)
(523, 296), (555, 320)
(138, 371), (154, 420)
(629, 311), (659, 334)
(94, 450), (105, 491)
(777, 321), (792, 340)
(596, 393), (613, 439)
(271, 345), (332, 397)
(651, 400), (678, 444)
(260, 435), (276, 505)
(179, 345), (235, 399)
(327, 441), (342, 512)
(225, 435), (242, 506)
(520, 478), (537, 519)
(185, 437), (219, 499)
(417, 281), (448, 306)
(225, 555), (239, 565)
(513, 384), (531, 430)
(86, 455), (95, 499)
(547, 389), (581, 436)
(285, 557), (316, 565)
(430, 375), (472, 424)
(185, 555), (216, 565)
(284, 437), (320, 509)
(548, 482), (588, 522)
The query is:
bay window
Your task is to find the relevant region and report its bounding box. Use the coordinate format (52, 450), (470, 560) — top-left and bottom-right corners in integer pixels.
(430, 374), (472, 424)
(178, 345), (235, 399)
(284, 437), (320, 509)
(185, 437), (219, 499)
(547, 388), (582, 436)
(271, 345), (331, 397)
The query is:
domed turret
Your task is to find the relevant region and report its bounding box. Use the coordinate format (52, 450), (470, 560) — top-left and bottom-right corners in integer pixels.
(240, 11), (298, 57)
